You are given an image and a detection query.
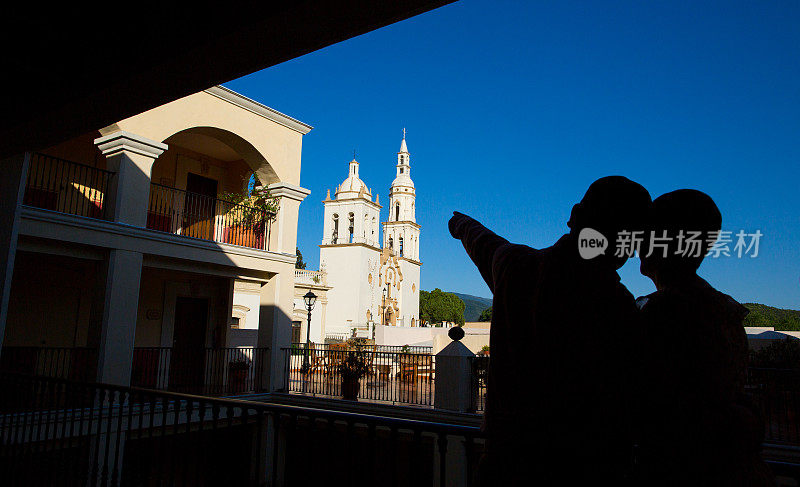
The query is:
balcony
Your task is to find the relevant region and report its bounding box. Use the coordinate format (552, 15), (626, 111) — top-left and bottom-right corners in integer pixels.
(20, 153), (277, 253)
(23, 153), (111, 220)
(294, 269), (328, 286)
(146, 183), (275, 251)
(0, 372), (484, 486)
(0, 346), (269, 397)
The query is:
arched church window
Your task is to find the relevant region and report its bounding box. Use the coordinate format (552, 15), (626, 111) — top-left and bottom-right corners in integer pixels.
(400, 168), (404, 174)
(399, 237), (404, 257)
(332, 214), (339, 244)
(348, 213), (354, 243)
(389, 237), (393, 249)
(395, 203), (400, 221)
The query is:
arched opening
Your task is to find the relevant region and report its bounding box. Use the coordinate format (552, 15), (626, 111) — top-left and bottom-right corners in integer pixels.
(348, 213), (355, 243)
(388, 236), (394, 250)
(146, 127), (279, 251)
(332, 213), (339, 244)
(395, 203), (400, 221)
(399, 236), (404, 257)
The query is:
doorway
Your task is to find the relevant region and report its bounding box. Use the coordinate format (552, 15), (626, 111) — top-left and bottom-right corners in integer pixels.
(169, 296), (208, 393)
(184, 173), (218, 240)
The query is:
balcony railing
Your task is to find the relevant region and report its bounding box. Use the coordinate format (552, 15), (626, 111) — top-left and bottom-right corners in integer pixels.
(283, 346), (434, 407)
(294, 269), (327, 286)
(147, 183), (275, 251)
(131, 347), (270, 396)
(0, 372), (486, 487)
(469, 355), (489, 413)
(0, 347), (97, 383)
(0, 347), (268, 397)
(23, 153), (112, 219)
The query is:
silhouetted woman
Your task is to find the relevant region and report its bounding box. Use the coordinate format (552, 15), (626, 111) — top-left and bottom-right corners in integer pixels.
(635, 189), (772, 486)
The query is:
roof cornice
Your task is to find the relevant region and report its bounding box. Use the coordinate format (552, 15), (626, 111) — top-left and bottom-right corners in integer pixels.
(205, 85), (313, 135)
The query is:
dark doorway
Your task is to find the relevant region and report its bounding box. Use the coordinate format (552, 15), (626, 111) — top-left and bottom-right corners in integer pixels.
(184, 173), (218, 241)
(170, 296), (208, 393)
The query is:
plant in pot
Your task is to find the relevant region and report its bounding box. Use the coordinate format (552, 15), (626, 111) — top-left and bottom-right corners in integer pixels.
(478, 345), (490, 357)
(338, 350), (369, 400)
(219, 182), (279, 248)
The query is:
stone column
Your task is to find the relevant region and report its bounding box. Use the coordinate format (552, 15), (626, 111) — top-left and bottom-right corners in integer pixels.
(0, 153), (30, 350)
(256, 265), (295, 392)
(434, 327), (474, 412)
(95, 131), (167, 227)
(93, 249), (144, 385)
(89, 132), (165, 386)
(266, 182), (310, 254)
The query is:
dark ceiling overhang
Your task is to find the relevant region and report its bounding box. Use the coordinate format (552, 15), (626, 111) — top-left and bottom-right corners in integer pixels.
(0, 1), (454, 160)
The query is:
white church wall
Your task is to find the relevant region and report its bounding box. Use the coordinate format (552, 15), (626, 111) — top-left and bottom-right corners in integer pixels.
(398, 260), (420, 327)
(320, 244), (380, 336)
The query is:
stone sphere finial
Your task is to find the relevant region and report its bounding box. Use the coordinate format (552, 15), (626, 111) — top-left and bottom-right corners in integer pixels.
(448, 326), (465, 341)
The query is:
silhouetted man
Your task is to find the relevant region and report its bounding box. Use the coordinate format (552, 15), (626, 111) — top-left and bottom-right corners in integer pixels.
(635, 189), (772, 486)
(449, 176), (651, 485)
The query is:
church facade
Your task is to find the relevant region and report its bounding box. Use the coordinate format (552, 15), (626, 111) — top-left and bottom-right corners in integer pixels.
(319, 134), (421, 336)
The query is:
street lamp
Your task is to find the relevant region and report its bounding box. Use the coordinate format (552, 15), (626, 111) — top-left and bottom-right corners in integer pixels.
(302, 291), (317, 370)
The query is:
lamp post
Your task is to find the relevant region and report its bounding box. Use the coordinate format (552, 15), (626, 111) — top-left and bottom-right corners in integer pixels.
(302, 291), (317, 370)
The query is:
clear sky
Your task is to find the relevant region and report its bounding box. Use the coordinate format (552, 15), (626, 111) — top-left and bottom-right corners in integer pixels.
(225, 0), (800, 309)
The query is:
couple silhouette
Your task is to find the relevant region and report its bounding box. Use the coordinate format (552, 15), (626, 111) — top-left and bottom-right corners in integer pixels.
(449, 176), (773, 486)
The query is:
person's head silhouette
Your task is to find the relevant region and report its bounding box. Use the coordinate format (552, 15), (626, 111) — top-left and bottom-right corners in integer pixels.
(567, 176), (652, 269)
(640, 189), (721, 286)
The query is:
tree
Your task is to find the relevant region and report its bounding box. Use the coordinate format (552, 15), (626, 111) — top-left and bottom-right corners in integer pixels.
(295, 247), (306, 269)
(478, 306), (492, 322)
(419, 288), (465, 326)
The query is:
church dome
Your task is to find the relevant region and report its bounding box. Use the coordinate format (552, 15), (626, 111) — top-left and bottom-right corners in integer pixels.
(336, 158), (372, 199)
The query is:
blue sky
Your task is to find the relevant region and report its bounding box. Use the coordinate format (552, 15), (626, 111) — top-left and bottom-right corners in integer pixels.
(225, 0), (800, 309)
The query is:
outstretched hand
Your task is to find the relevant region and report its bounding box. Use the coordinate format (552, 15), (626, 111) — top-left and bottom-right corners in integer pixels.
(448, 211), (470, 239)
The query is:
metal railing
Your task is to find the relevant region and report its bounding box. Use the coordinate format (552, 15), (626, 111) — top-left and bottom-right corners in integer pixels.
(283, 346), (434, 407)
(131, 347), (270, 396)
(23, 153), (113, 219)
(295, 343), (432, 354)
(469, 356), (489, 413)
(147, 183), (275, 250)
(747, 368), (800, 445)
(0, 347), (98, 383)
(0, 372), (485, 486)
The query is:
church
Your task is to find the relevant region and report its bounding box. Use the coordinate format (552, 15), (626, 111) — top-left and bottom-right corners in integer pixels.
(318, 132), (422, 337)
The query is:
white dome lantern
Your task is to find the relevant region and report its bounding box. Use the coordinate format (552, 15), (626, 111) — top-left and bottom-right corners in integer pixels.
(335, 158), (372, 200)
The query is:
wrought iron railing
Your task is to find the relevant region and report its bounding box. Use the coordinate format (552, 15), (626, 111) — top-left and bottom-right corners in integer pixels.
(747, 367), (800, 445)
(23, 153), (113, 219)
(147, 183), (275, 250)
(0, 372), (485, 486)
(295, 343), (432, 355)
(0, 347), (98, 383)
(131, 347), (270, 396)
(283, 346), (434, 407)
(469, 355), (489, 413)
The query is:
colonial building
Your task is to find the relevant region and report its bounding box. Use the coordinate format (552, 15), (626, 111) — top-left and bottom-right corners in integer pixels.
(318, 134), (422, 337)
(1, 86), (311, 390)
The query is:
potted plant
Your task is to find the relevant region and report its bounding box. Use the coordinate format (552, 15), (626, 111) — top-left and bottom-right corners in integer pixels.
(219, 182), (279, 248)
(478, 345), (490, 357)
(338, 350), (369, 400)
(398, 344), (420, 385)
(228, 359), (251, 393)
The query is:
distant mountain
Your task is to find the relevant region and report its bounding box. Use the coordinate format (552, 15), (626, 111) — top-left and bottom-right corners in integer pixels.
(744, 303), (800, 331)
(450, 292), (492, 322)
(441, 295), (799, 330)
